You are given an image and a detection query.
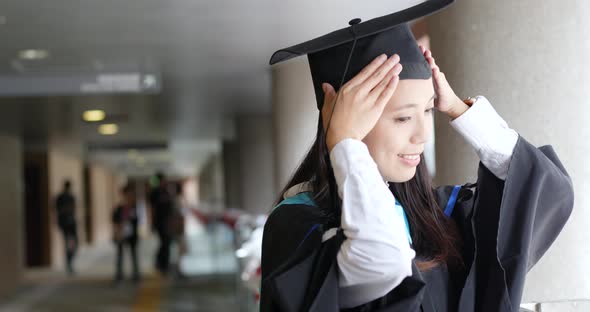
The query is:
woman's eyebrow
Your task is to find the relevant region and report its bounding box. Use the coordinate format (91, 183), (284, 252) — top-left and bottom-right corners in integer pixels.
(393, 94), (436, 111)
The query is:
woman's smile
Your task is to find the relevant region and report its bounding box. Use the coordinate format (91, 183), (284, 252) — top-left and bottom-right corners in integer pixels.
(397, 153), (421, 166)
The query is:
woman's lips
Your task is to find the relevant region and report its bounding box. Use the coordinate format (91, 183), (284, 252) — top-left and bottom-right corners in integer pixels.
(397, 153), (421, 167)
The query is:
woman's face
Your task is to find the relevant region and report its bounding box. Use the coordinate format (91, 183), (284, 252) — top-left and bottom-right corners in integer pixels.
(362, 78), (435, 183)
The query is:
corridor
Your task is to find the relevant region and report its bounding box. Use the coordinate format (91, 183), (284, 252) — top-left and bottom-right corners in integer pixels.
(0, 0), (587, 311)
(0, 223), (245, 312)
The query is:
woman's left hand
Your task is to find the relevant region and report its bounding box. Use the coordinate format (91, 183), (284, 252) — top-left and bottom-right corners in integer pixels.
(419, 45), (470, 119)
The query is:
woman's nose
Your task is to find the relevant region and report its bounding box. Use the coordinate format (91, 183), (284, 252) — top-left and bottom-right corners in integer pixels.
(410, 119), (429, 144)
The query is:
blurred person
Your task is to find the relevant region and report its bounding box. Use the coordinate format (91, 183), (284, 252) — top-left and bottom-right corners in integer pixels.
(112, 183), (141, 283)
(169, 182), (187, 277)
(55, 180), (78, 275)
(149, 172), (173, 275)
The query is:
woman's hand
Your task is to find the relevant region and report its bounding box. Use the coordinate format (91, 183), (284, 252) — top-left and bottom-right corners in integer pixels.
(322, 54), (403, 152)
(419, 45), (470, 120)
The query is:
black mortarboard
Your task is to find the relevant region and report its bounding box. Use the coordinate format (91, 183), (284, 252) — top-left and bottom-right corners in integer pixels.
(269, 0), (455, 109)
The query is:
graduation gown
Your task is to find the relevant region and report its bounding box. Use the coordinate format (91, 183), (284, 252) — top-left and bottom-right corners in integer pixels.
(260, 136), (574, 312)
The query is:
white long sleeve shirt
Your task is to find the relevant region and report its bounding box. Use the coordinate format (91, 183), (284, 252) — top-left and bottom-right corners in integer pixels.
(328, 96), (519, 308)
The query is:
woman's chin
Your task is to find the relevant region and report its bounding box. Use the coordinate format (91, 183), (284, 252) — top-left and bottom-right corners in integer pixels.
(385, 167), (417, 183)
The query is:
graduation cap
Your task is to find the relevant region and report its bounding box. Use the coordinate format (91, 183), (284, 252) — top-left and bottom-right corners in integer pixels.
(269, 0), (455, 110)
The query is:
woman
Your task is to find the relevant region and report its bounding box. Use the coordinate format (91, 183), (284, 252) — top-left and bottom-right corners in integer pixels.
(112, 184), (141, 283)
(260, 4), (574, 312)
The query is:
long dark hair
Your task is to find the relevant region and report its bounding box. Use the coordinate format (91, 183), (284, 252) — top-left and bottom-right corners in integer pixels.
(276, 115), (463, 271)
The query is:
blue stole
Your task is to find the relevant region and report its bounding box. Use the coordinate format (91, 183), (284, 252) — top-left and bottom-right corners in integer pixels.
(394, 199), (413, 245)
(394, 185), (462, 246)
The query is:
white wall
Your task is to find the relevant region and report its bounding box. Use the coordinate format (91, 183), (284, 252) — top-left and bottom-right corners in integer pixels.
(0, 134), (23, 297)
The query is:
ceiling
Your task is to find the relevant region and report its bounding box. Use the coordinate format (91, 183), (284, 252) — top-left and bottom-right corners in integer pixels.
(0, 0), (426, 176)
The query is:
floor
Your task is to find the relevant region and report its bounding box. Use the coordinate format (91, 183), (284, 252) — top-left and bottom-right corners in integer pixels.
(0, 220), (255, 312)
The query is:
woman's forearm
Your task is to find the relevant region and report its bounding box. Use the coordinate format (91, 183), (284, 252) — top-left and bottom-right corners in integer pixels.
(448, 96), (519, 180)
(330, 138), (415, 308)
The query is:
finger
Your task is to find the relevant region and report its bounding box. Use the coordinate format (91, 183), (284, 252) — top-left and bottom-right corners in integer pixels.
(371, 64), (401, 106)
(321, 83), (337, 130)
(424, 53), (436, 63)
(322, 83), (337, 109)
(433, 71), (449, 90)
(426, 56), (439, 71)
(367, 67), (397, 104)
(419, 45), (426, 54)
(323, 83), (336, 100)
(428, 55), (437, 66)
(375, 74), (400, 110)
(430, 61), (439, 72)
(358, 54), (400, 94)
(321, 83), (336, 112)
(369, 64), (400, 99)
(346, 54), (388, 88)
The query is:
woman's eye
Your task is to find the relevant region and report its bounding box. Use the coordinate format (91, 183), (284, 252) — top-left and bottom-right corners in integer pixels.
(425, 107), (434, 114)
(395, 117), (411, 123)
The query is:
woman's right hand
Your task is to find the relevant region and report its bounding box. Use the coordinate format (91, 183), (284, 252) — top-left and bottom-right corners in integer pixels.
(322, 54), (402, 152)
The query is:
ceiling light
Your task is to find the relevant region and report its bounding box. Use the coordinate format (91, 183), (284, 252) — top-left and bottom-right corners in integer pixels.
(98, 124), (118, 135)
(18, 49), (50, 60)
(83, 110), (105, 122)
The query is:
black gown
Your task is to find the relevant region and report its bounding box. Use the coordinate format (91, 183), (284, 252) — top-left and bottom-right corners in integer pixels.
(260, 136), (574, 312)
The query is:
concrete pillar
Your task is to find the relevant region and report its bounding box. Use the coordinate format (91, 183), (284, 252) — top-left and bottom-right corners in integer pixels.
(428, 0), (590, 307)
(0, 134), (24, 297)
(199, 153), (226, 214)
(222, 140), (241, 209)
(271, 57), (318, 193)
(47, 140), (85, 269)
(236, 115), (275, 214)
(88, 164), (120, 244)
